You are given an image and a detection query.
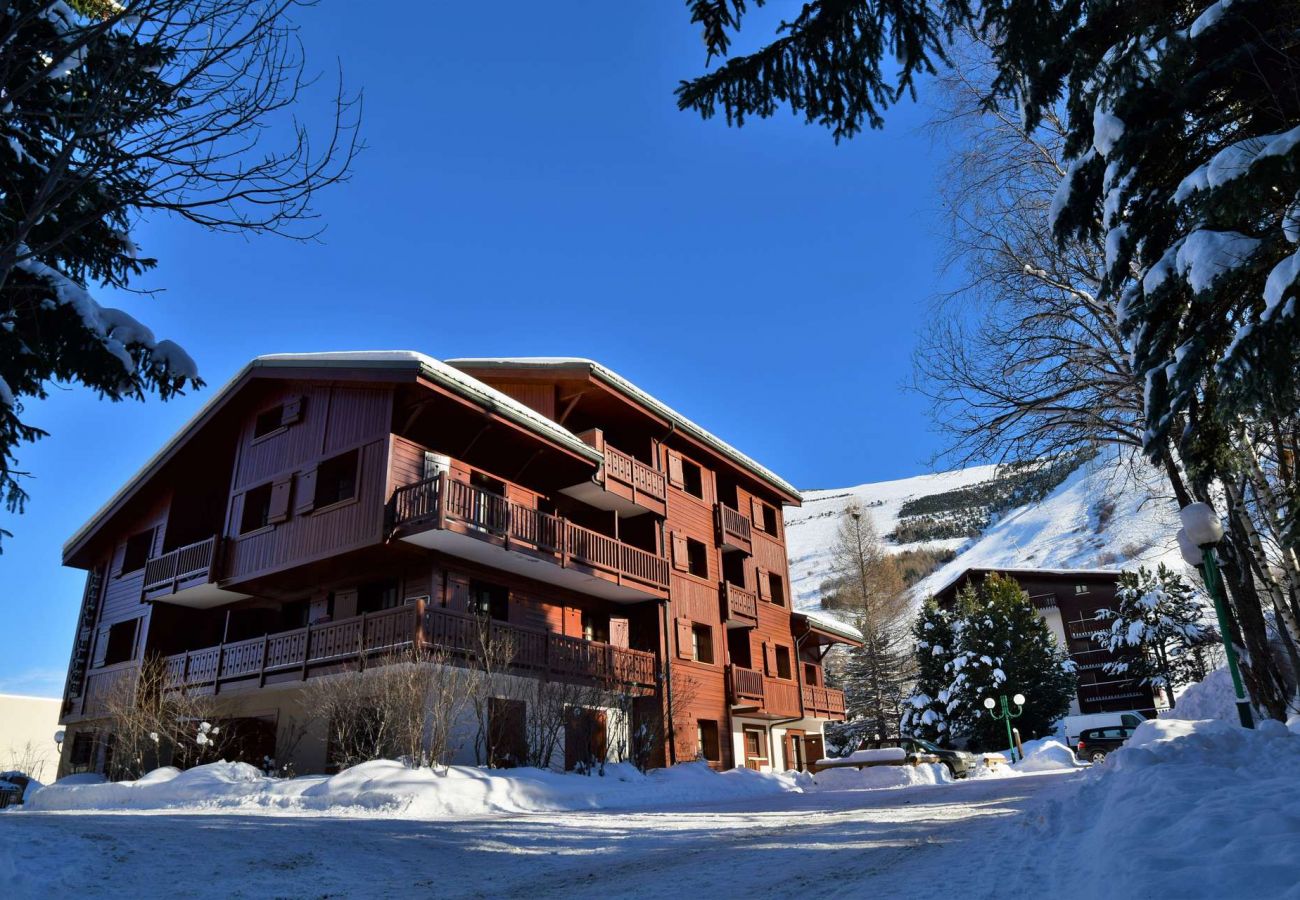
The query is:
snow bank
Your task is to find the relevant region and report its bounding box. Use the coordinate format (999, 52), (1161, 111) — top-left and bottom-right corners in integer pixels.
(1040, 718), (1300, 897)
(810, 763), (951, 791)
(1013, 738), (1087, 773)
(26, 760), (807, 818)
(815, 747), (907, 766)
(1161, 667), (1251, 723)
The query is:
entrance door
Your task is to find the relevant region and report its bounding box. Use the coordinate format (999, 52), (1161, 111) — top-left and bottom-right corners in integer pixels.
(743, 726), (767, 771)
(783, 729), (806, 772)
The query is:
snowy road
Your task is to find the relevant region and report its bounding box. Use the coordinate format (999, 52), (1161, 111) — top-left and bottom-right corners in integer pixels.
(1, 770), (1081, 899)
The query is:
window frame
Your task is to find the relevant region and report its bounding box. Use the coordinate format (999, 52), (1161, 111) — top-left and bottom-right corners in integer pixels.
(774, 644), (793, 680)
(696, 719), (722, 762)
(312, 448), (361, 512)
(680, 458), (705, 499)
(252, 404), (286, 442)
(119, 528), (155, 575)
(101, 618), (140, 667)
(691, 623), (715, 664)
(239, 482), (276, 535)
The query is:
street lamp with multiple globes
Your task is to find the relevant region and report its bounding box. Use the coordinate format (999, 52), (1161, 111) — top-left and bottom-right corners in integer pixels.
(983, 693), (1026, 762)
(1177, 502), (1254, 729)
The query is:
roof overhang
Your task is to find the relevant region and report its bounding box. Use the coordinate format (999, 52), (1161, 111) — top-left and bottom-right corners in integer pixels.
(63, 352), (603, 567)
(446, 357), (802, 506)
(793, 610), (863, 647)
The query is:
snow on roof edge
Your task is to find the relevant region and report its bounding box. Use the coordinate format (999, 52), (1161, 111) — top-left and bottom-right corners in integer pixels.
(927, 565), (1124, 599)
(445, 357), (801, 502)
(63, 352), (603, 558)
(794, 607), (863, 642)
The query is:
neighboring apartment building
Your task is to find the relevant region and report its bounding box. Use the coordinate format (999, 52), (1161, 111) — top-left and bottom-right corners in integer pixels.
(0, 694), (62, 782)
(931, 567), (1161, 717)
(56, 353), (856, 776)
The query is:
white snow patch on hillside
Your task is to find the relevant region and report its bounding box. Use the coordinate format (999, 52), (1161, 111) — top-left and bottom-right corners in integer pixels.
(787, 464), (1001, 608)
(912, 452), (1182, 600)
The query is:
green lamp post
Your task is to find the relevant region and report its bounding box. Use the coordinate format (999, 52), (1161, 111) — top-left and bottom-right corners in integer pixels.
(983, 693), (1025, 762)
(1177, 502), (1254, 729)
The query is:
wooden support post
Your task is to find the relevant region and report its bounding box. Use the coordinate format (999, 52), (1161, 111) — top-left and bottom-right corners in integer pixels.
(358, 611), (368, 671)
(301, 622), (312, 681)
(259, 634), (269, 688)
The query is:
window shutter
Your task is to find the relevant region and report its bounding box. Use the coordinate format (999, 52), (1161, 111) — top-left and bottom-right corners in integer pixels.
(91, 626), (110, 668)
(609, 617), (629, 649)
(267, 476), (293, 524)
(671, 532), (689, 571)
(750, 497), (764, 531)
(667, 451), (685, 489)
(280, 395), (305, 426)
(763, 641), (777, 677)
(756, 568), (769, 602)
(446, 574), (471, 612)
(294, 466), (318, 514)
(675, 618), (693, 660)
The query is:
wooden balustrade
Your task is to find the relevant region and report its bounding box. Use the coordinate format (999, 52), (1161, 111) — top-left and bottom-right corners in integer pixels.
(160, 602), (658, 695)
(603, 446), (666, 501)
(801, 685), (847, 718)
(729, 665), (765, 702)
(722, 581), (758, 624)
(390, 475), (668, 591)
(716, 503), (753, 552)
(141, 536), (218, 597)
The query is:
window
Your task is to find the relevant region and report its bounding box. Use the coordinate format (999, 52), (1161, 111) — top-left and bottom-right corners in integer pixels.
(775, 645), (792, 680)
(696, 720), (721, 762)
(691, 623), (714, 664)
(102, 619), (139, 666)
(768, 572), (786, 606)
(68, 732), (98, 772)
(253, 405), (285, 439)
(681, 459), (704, 499)
(744, 727), (766, 759)
(120, 528), (154, 574)
(1075, 584), (1090, 594)
(804, 663), (819, 687)
(471, 581), (509, 621)
(358, 580), (400, 614)
(686, 537), (708, 578)
(314, 449), (359, 508)
(762, 503), (779, 535)
(240, 483), (274, 533)
(582, 610), (609, 643)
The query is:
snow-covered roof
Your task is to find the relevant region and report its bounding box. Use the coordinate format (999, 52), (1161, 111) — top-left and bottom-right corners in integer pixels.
(929, 566), (1124, 599)
(446, 357), (800, 502)
(64, 351), (603, 559)
(793, 607), (863, 644)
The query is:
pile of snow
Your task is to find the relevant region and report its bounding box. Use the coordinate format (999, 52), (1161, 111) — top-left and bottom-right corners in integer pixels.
(810, 763), (951, 791)
(26, 760), (809, 818)
(1161, 667), (1251, 723)
(1013, 738), (1087, 773)
(815, 747), (907, 766)
(1040, 718), (1300, 896)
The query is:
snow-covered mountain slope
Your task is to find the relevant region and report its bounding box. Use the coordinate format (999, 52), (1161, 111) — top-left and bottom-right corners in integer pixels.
(787, 451), (1184, 613)
(787, 465), (1000, 608)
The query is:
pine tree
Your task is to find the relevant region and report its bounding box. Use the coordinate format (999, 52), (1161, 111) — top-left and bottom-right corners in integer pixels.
(1097, 565), (1218, 706)
(900, 600), (956, 744)
(0, 1), (357, 543)
(904, 575), (1075, 749)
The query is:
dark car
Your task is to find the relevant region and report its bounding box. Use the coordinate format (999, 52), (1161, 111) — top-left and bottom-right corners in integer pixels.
(1075, 725), (1136, 764)
(861, 738), (979, 779)
(0, 772), (29, 809)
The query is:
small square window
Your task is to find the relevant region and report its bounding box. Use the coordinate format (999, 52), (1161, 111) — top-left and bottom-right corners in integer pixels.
(686, 538), (708, 578)
(102, 619), (139, 666)
(120, 528), (154, 574)
(254, 405), (285, 439)
(315, 449), (359, 508)
(240, 483), (274, 533)
(762, 503), (779, 535)
(691, 623), (714, 664)
(681, 459), (704, 499)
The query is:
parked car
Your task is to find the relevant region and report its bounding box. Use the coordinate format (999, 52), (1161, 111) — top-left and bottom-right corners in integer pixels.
(861, 738), (979, 779)
(1062, 711), (1146, 748)
(1075, 725), (1136, 764)
(0, 772), (29, 809)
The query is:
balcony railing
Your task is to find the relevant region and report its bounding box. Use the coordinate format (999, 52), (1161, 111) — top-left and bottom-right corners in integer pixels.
(728, 665), (765, 703)
(602, 445), (666, 503)
(722, 581), (758, 626)
(142, 536), (219, 598)
(161, 601), (659, 694)
(390, 474), (669, 592)
(801, 685), (847, 719)
(716, 503), (752, 553)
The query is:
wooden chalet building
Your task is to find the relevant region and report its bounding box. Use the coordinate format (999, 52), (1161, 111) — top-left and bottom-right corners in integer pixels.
(931, 567), (1162, 717)
(56, 353), (857, 776)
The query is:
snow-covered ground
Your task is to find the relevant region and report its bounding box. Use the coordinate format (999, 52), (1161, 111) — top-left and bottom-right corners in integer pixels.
(787, 451), (1184, 613)
(4, 715), (1296, 898)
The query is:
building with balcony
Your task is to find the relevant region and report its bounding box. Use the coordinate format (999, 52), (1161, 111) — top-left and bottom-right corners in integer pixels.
(930, 567), (1162, 718)
(56, 352), (857, 776)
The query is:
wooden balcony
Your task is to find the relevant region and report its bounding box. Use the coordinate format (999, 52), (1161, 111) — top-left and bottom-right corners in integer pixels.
(728, 665), (765, 705)
(715, 503), (752, 554)
(140, 536), (250, 608)
(721, 581), (758, 628)
(160, 601), (659, 696)
(562, 443), (667, 517)
(390, 474), (669, 603)
(801, 685), (847, 720)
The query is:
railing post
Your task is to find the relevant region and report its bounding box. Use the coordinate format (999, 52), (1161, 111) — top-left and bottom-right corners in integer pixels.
(301, 621), (312, 681)
(182, 650), (191, 688)
(358, 611), (368, 671)
(560, 519), (570, 569)
(259, 634), (269, 688)
(415, 597), (426, 649)
(435, 471), (448, 530)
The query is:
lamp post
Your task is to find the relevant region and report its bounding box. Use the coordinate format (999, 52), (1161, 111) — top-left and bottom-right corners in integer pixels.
(1178, 503), (1254, 729)
(983, 693), (1025, 762)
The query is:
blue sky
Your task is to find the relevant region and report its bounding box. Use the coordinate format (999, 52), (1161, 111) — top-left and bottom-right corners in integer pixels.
(0, 2), (957, 696)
